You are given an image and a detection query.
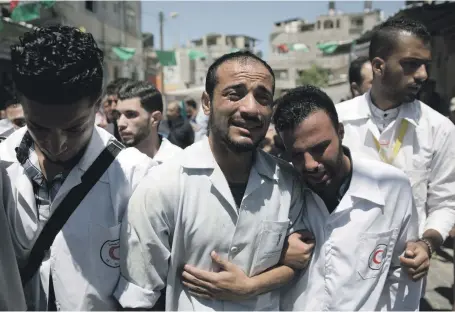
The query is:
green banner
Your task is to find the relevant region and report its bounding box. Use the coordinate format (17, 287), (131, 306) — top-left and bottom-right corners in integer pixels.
(187, 49), (207, 60)
(156, 50), (177, 66)
(317, 42), (339, 54)
(112, 47), (136, 61)
(11, 1), (55, 22)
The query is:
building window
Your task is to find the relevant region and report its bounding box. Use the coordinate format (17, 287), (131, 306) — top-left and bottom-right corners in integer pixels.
(85, 1), (94, 12)
(323, 20), (334, 29)
(350, 17), (364, 27)
(317, 21), (321, 29)
(113, 2), (119, 13)
(336, 19), (340, 28)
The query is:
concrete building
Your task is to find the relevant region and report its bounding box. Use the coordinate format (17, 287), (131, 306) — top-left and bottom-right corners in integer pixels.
(268, 1), (383, 96)
(160, 33), (260, 93)
(12, 1), (145, 83)
(185, 33), (260, 87)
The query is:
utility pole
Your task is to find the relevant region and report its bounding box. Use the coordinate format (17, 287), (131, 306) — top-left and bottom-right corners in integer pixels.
(159, 11), (165, 94)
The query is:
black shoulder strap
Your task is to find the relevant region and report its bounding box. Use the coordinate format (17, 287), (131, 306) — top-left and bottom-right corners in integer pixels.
(20, 140), (125, 285)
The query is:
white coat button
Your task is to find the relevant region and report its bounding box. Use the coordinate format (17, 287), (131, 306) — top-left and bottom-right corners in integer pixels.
(230, 246), (239, 253)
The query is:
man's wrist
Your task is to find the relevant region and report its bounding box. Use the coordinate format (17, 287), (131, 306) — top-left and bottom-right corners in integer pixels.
(422, 229), (443, 252)
(417, 238), (433, 259)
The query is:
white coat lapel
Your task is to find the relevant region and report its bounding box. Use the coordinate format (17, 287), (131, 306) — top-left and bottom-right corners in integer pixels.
(6, 162), (37, 221)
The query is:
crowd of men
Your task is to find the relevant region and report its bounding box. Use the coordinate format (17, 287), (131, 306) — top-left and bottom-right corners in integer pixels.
(0, 16), (454, 311)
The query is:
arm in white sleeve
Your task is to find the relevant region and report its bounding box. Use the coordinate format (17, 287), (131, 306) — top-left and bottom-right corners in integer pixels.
(377, 181), (422, 311)
(114, 165), (177, 309)
(424, 121), (455, 241)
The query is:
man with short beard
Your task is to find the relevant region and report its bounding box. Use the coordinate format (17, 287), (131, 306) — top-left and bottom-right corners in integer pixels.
(275, 85), (422, 310)
(115, 51), (313, 310)
(337, 17), (455, 284)
(114, 80), (182, 163)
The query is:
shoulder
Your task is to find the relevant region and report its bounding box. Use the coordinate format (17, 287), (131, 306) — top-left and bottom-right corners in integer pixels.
(354, 156), (411, 190)
(335, 97), (363, 118)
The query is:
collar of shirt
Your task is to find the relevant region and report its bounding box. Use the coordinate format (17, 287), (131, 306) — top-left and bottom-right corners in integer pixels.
(181, 136), (280, 182)
(14, 131), (67, 187)
(368, 98), (400, 122)
(339, 91), (420, 129)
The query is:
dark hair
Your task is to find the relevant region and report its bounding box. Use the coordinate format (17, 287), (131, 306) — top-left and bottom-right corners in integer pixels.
(118, 80), (163, 113)
(4, 97), (19, 109)
(106, 78), (132, 96)
(273, 85), (339, 132)
(349, 56), (370, 85)
(369, 17), (431, 61)
(205, 51), (275, 101)
(11, 25), (104, 105)
(185, 98), (197, 110)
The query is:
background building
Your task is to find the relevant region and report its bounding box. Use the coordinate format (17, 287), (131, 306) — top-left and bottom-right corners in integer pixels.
(268, 1), (383, 100)
(0, 0), (144, 85)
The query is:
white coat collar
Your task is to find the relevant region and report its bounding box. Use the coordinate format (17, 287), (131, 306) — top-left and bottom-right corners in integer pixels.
(341, 91), (421, 127)
(181, 136), (280, 181)
(347, 154), (385, 206)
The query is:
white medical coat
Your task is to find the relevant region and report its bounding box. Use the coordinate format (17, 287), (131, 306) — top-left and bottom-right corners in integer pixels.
(0, 126), (156, 310)
(282, 155), (422, 311)
(115, 137), (305, 310)
(337, 93), (455, 240)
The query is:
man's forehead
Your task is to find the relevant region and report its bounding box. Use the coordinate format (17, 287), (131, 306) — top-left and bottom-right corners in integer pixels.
(217, 59), (272, 84)
(394, 32), (431, 56)
(116, 97), (141, 109)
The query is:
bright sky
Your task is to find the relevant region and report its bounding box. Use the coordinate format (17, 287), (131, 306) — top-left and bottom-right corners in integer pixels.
(141, 1), (406, 58)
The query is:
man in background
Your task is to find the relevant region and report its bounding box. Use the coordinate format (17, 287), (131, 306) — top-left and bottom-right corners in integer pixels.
(114, 80), (182, 163)
(348, 56), (373, 98)
(166, 101), (194, 149)
(102, 78), (131, 140)
(0, 98), (25, 141)
(337, 17), (455, 284)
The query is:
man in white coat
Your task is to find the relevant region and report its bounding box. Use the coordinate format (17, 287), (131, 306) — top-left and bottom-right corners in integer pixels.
(115, 51), (312, 310)
(275, 85), (422, 310)
(114, 80), (182, 164)
(336, 17), (455, 281)
(1, 25), (155, 310)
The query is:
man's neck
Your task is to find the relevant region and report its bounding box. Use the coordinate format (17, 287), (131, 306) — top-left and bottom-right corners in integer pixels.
(35, 144), (86, 181)
(136, 132), (161, 159)
(370, 86), (400, 111)
(208, 134), (254, 184)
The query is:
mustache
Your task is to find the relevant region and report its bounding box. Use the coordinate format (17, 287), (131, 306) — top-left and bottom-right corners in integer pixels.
(230, 115), (264, 128)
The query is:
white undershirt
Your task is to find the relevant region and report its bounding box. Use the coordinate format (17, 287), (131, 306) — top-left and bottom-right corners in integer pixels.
(368, 100), (400, 133)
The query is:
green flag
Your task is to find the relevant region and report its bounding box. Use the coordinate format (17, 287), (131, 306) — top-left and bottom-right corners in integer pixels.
(291, 43), (310, 52)
(317, 42), (339, 54)
(11, 2), (41, 22)
(112, 47), (136, 61)
(11, 1), (55, 22)
(187, 49), (207, 60)
(155, 50), (177, 66)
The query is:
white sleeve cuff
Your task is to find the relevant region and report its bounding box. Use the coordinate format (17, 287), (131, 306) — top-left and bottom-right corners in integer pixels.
(424, 209), (455, 241)
(114, 275), (161, 309)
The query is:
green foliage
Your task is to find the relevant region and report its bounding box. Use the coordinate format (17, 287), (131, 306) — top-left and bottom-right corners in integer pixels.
(297, 64), (330, 88)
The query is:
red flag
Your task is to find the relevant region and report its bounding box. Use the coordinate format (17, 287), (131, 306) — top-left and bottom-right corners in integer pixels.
(10, 0), (19, 11)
